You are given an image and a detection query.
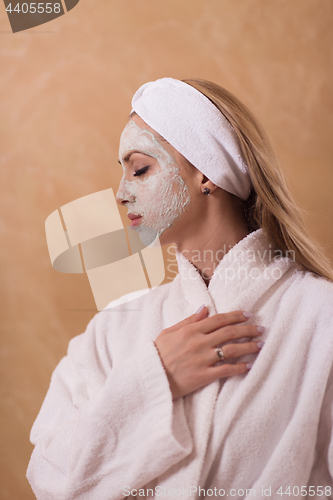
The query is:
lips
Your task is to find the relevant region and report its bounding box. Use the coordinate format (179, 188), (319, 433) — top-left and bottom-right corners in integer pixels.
(128, 213), (142, 227)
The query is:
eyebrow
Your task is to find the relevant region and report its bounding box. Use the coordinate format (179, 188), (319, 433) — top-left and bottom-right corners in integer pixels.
(118, 150), (154, 165)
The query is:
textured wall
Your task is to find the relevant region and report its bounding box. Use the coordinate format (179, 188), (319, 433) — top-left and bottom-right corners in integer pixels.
(0, 1), (332, 498)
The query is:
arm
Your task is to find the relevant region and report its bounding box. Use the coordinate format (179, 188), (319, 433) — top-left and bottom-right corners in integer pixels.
(27, 306), (263, 499)
(27, 315), (192, 500)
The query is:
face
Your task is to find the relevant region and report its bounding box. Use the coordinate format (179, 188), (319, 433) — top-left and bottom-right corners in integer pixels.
(116, 116), (192, 246)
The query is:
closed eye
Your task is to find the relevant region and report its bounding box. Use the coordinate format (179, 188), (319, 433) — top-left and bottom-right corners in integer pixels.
(133, 166), (150, 177)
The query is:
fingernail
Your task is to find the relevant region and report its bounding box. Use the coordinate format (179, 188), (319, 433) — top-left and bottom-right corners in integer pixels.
(195, 304), (206, 314)
(243, 311), (253, 319)
(246, 362), (254, 370)
(257, 341), (265, 349)
(257, 326), (265, 334)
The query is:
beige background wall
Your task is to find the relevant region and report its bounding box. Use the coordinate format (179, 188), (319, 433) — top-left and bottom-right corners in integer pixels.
(1, 1), (332, 498)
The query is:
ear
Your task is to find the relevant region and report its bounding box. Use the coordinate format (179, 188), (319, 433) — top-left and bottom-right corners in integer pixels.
(201, 174), (218, 194)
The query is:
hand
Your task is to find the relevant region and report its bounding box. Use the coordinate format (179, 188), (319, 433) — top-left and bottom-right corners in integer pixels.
(154, 306), (264, 400)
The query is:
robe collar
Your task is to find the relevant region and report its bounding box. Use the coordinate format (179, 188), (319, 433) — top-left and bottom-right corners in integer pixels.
(174, 229), (296, 316)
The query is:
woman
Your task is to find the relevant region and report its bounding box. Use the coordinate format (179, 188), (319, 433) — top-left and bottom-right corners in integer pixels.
(27, 78), (333, 499)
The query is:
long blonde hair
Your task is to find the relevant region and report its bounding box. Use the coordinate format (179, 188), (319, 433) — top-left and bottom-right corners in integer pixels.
(182, 78), (333, 281)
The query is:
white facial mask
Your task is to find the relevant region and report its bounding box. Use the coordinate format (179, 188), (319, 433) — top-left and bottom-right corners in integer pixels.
(118, 120), (191, 246)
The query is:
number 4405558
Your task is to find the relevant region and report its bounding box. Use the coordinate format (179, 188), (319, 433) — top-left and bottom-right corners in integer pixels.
(6, 3), (61, 14)
(277, 486), (331, 496)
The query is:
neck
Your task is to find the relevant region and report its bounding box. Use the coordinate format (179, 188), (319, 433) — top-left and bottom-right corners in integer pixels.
(177, 224), (249, 285)
(174, 193), (249, 285)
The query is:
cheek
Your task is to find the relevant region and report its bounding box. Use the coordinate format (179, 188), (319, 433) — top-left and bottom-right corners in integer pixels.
(141, 171), (176, 201)
(144, 171), (191, 221)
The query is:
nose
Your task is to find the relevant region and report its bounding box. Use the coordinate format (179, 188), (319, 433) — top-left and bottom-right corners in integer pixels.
(116, 177), (135, 206)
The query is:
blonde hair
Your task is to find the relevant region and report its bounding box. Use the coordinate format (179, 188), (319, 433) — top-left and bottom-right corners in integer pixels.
(182, 78), (333, 281)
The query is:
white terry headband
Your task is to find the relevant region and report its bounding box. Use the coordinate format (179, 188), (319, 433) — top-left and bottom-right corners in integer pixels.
(131, 77), (251, 200)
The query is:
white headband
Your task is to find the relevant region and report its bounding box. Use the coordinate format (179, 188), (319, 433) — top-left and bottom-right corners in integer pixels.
(131, 77), (251, 200)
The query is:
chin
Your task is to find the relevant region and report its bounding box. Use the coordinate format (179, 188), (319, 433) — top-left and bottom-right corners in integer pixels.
(136, 223), (177, 248)
(135, 225), (161, 248)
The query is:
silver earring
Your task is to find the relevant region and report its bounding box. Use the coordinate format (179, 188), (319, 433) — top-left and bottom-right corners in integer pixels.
(203, 188), (210, 195)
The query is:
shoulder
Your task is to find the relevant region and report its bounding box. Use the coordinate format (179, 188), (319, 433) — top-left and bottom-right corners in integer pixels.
(288, 268), (333, 307)
(279, 267), (333, 331)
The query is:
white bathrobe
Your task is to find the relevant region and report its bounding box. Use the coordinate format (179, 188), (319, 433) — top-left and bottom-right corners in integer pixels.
(27, 230), (333, 499)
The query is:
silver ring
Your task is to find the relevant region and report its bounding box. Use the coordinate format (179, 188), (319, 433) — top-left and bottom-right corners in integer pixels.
(215, 347), (225, 362)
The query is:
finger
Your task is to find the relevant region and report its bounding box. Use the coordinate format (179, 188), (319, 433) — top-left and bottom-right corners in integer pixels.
(197, 311), (253, 335)
(207, 361), (252, 382)
(166, 305), (208, 333)
(208, 340), (263, 365)
(208, 324), (264, 346)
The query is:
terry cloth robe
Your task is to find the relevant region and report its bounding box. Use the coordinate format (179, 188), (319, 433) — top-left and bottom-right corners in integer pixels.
(27, 229), (333, 500)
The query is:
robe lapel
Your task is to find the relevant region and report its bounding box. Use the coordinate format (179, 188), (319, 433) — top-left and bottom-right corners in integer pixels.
(208, 229), (295, 313)
(159, 248), (219, 495)
(158, 230), (295, 496)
